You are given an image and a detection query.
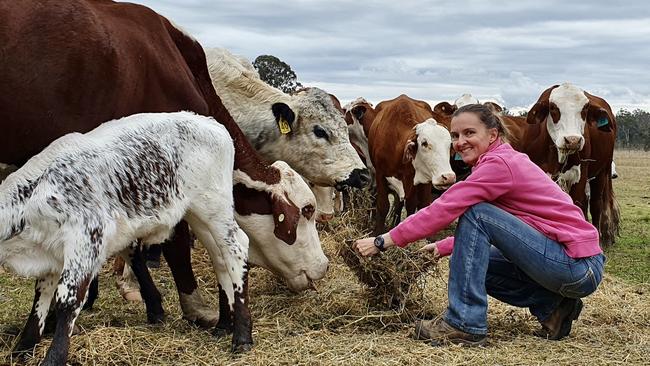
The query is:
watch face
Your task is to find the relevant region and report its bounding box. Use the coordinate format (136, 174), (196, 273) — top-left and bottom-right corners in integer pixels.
(374, 236), (384, 249)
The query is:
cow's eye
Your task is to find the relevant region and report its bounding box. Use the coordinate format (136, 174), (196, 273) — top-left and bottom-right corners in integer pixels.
(313, 125), (329, 140)
(421, 140), (429, 148)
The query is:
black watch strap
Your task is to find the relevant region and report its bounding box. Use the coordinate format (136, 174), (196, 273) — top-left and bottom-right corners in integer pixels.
(374, 235), (386, 251)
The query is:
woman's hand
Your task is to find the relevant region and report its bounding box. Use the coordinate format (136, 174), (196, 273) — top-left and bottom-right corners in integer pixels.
(354, 237), (380, 257)
(419, 241), (441, 260)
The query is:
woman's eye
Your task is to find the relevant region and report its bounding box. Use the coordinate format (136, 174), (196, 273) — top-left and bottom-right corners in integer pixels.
(313, 126), (329, 140)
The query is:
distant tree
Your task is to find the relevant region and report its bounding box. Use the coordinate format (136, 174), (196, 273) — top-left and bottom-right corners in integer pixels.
(253, 55), (302, 93)
(616, 109), (650, 150)
(517, 110), (529, 117)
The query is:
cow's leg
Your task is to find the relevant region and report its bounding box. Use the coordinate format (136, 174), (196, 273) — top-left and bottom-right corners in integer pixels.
(405, 193), (418, 216)
(41, 258), (97, 366)
(231, 272), (252, 351)
(186, 210), (253, 352)
(12, 275), (57, 357)
(162, 221), (218, 328)
(213, 285), (233, 337)
(81, 276), (99, 311)
(123, 245), (164, 324)
(569, 165), (589, 218)
(389, 192), (404, 227)
(416, 183), (433, 211)
(374, 175), (390, 235)
(589, 172), (619, 246)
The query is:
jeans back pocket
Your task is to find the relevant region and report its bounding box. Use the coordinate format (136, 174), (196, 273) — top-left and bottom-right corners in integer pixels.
(558, 267), (598, 298)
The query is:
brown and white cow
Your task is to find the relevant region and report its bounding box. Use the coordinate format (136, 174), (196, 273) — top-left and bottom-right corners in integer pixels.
(369, 95), (456, 235)
(522, 83), (619, 245)
(343, 97), (378, 183)
(205, 47), (369, 190)
(0, 0), (324, 359)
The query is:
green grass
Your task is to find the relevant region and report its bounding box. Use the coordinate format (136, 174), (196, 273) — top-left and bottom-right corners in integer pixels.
(605, 150), (650, 285)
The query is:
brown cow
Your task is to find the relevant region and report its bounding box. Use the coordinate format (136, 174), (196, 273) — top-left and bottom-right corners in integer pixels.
(523, 83), (619, 246)
(0, 0), (315, 362)
(369, 95), (456, 235)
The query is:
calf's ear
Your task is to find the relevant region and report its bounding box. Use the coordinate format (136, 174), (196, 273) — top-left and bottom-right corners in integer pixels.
(272, 103), (296, 135)
(271, 194), (300, 245)
(402, 140), (418, 163)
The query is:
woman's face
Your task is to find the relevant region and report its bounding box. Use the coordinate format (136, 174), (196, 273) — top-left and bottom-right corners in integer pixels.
(450, 112), (498, 166)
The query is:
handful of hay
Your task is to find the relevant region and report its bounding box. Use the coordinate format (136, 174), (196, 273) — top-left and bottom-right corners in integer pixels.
(326, 188), (445, 321)
(338, 238), (439, 315)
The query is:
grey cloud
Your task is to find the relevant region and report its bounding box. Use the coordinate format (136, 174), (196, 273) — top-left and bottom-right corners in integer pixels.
(131, 0), (650, 111)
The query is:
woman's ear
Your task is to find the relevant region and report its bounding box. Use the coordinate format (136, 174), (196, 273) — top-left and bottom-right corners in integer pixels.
(489, 128), (499, 144)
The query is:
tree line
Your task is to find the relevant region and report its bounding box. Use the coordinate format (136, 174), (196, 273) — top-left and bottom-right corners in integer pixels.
(615, 109), (650, 150)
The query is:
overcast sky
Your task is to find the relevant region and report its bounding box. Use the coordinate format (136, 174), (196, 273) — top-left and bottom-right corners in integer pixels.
(132, 0), (650, 113)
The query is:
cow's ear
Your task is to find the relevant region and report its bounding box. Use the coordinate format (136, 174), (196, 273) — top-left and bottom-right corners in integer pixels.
(344, 110), (354, 125)
(527, 102), (549, 124)
(271, 193), (300, 245)
(434, 101), (456, 116)
(588, 105), (613, 132)
(402, 140), (418, 163)
(351, 105), (366, 121)
(272, 102), (296, 135)
(483, 101), (503, 114)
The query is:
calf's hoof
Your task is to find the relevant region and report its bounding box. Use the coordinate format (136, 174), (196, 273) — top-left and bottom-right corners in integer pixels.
(231, 342), (253, 353)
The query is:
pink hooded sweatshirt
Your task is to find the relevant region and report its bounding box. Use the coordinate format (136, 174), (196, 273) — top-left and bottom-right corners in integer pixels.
(389, 140), (602, 258)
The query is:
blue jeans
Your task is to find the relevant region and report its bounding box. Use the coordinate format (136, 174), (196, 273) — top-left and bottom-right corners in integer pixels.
(443, 203), (605, 335)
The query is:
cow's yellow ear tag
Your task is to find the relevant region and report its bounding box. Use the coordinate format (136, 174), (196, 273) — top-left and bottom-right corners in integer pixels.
(278, 117), (291, 134)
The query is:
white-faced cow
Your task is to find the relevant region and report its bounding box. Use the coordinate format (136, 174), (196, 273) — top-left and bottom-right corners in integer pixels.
(204, 47), (369, 190)
(524, 83), (619, 245)
(0, 0), (328, 357)
(369, 95), (456, 235)
(0, 112), (249, 365)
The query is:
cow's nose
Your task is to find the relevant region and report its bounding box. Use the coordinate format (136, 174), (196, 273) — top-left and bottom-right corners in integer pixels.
(316, 213), (334, 223)
(441, 173), (456, 184)
(564, 136), (583, 149)
(358, 168), (371, 187)
(336, 168), (370, 190)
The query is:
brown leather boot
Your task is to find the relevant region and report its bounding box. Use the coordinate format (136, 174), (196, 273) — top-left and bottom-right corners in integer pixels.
(413, 318), (487, 347)
(535, 298), (583, 340)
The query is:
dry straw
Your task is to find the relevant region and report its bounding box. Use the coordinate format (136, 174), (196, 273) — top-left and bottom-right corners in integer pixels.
(1, 189), (649, 365)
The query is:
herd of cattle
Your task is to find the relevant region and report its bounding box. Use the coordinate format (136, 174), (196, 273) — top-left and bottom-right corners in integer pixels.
(0, 1), (619, 364)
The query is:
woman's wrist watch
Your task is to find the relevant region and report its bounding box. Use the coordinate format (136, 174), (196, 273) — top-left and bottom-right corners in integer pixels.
(374, 235), (386, 252)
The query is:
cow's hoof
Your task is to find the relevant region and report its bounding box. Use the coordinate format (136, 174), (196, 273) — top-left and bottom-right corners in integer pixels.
(183, 314), (218, 329)
(231, 342), (253, 353)
(147, 311), (165, 325)
(179, 290), (218, 328)
(11, 345), (34, 359)
(212, 326), (232, 338)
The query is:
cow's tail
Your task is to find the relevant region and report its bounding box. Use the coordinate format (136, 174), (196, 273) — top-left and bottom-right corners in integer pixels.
(597, 171), (620, 247)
